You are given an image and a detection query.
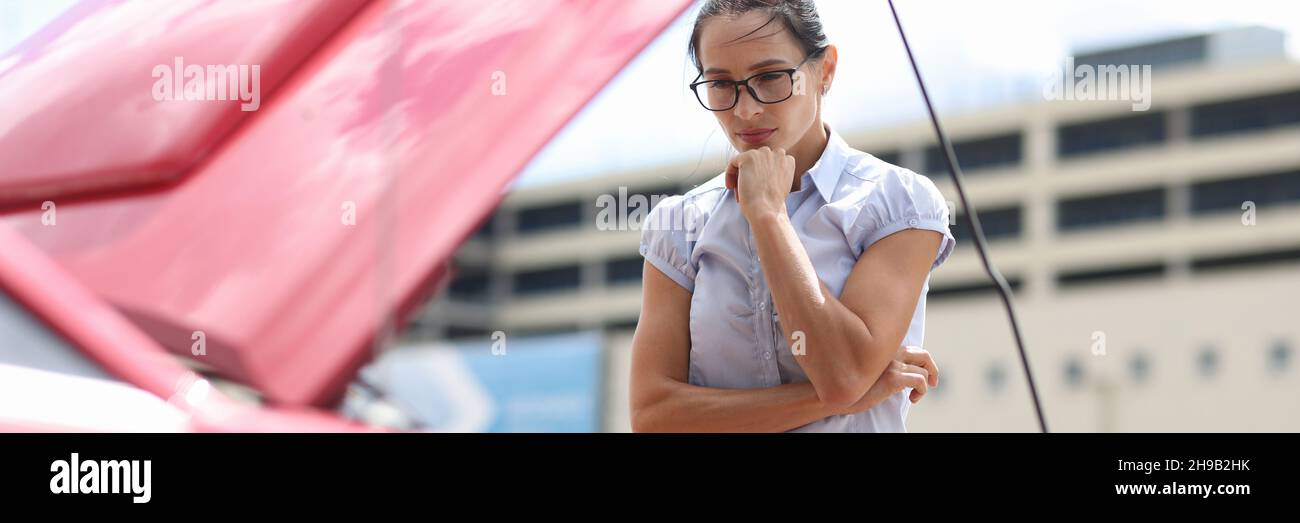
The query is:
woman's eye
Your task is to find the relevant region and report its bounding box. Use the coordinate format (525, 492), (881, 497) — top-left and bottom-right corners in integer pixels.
(707, 82), (733, 90)
(756, 72), (785, 83)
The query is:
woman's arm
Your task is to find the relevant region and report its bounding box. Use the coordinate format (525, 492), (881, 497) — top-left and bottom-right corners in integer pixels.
(629, 261), (840, 432)
(730, 147), (942, 410)
(750, 212), (940, 409)
(629, 260), (940, 431)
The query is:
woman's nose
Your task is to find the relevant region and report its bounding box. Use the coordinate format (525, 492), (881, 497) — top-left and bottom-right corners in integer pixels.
(732, 87), (763, 119)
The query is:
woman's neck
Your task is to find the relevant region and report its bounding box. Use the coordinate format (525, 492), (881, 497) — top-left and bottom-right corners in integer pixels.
(791, 121), (829, 181)
(784, 120), (829, 191)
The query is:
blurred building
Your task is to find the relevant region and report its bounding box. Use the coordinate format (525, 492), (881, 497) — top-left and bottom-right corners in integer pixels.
(406, 27), (1300, 432)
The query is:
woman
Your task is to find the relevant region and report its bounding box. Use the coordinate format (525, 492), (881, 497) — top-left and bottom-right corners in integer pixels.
(628, 0), (956, 432)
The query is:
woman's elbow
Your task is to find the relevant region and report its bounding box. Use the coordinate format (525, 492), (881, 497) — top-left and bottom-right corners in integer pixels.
(814, 374), (870, 412)
(629, 384), (674, 432)
(812, 335), (879, 409)
(630, 410), (656, 433)
(630, 402), (670, 432)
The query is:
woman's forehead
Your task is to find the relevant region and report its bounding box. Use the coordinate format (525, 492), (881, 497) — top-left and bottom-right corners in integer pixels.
(697, 13), (802, 73)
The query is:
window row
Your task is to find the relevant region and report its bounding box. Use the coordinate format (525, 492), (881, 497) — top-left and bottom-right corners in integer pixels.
(868, 88), (1300, 173)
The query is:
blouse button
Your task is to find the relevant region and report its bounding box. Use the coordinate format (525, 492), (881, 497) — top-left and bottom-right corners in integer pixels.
(763, 351), (773, 360)
(908, 218), (919, 227)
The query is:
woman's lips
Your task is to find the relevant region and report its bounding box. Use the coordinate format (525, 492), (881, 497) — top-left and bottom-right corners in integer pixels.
(737, 128), (776, 145)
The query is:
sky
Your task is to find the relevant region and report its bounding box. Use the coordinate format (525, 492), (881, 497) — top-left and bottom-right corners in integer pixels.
(4, 0), (1298, 190)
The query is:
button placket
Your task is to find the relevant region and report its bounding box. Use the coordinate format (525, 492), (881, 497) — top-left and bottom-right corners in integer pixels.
(762, 288), (779, 384)
(747, 210), (784, 386)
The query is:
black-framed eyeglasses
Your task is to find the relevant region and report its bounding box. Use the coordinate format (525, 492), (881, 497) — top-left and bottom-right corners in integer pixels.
(689, 55), (816, 112)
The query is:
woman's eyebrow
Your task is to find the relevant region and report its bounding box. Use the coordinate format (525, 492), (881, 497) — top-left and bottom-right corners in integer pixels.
(703, 58), (792, 76)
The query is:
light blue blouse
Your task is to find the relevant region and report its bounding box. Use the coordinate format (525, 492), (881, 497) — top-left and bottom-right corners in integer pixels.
(638, 126), (956, 432)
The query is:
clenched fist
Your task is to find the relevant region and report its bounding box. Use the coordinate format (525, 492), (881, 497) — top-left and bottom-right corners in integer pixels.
(725, 146), (799, 220)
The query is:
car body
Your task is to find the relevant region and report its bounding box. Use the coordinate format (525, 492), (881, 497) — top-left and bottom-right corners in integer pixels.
(0, 0), (692, 431)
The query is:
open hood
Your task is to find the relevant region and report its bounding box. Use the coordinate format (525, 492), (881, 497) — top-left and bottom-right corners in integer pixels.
(0, 0), (693, 407)
(0, 0), (371, 207)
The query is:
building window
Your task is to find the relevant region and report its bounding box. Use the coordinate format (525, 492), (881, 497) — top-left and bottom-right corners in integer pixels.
(605, 318), (639, 332)
(445, 326), (491, 340)
(613, 185), (679, 216)
(952, 206), (1022, 244)
(925, 132), (1022, 176)
(512, 265), (581, 296)
(1064, 358), (1085, 389)
(1191, 246), (1300, 274)
(1129, 352), (1151, 384)
(517, 201), (583, 233)
(1190, 169), (1300, 215)
(448, 272), (490, 302)
(1057, 188), (1165, 232)
(1269, 340), (1292, 373)
(1197, 346), (1219, 379)
(1057, 112), (1166, 158)
(511, 324), (581, 338)
(1057, 263), (1166, 288)
(929, 277), (1024, 301)
(985, 363), (1006, 393)
(1191, 89), (1300, 138)
(605, 256), (644, 285)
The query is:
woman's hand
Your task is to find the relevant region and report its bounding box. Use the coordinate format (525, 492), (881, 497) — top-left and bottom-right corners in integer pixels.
(835, 345), (940, 416)
(726, 146), (797, 220)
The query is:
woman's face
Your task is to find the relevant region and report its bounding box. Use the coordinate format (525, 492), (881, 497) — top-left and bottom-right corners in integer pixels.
(695, 11), (834, 153)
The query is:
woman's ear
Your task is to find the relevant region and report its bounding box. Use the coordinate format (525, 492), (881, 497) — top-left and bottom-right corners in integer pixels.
(819, 45), (838, 95)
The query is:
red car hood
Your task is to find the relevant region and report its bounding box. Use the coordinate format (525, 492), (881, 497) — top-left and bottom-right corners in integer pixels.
(0, 0), (692, 407)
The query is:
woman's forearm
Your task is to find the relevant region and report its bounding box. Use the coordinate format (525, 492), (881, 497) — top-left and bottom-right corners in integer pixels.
(746, 211), (894, 407)
(633, 379), (839, 432)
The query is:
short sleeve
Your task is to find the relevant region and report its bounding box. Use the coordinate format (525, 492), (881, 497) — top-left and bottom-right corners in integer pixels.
(638, 195), (698, 292)
(851, 169), (956, 271)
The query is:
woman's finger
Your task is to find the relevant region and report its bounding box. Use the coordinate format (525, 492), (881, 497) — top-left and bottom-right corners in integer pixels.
(725, 152), (744, 191)
(902, 363), (929, 383)
(895, 372), (927, 404)
(901, 345), (939, 388)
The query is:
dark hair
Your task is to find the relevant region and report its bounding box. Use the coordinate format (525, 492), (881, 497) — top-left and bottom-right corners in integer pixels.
(687, 0), (830, 74)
